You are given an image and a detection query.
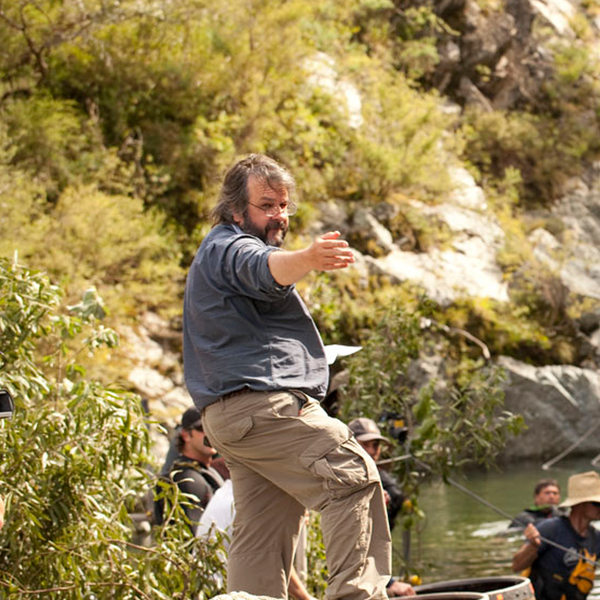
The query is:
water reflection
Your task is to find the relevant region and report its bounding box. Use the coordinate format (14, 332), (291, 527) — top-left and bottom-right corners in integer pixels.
(392, 456), (599, 595)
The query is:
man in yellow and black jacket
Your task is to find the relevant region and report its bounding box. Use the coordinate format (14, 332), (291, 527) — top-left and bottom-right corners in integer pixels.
(512, 471), (600, 600)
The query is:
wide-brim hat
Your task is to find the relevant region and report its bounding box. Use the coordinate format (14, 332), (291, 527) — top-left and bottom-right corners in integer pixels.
(348, 417), (389, 443)
(559, 471), (600, 508)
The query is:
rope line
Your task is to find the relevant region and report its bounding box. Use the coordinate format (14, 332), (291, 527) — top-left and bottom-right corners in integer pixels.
(541, 419), (600, 471)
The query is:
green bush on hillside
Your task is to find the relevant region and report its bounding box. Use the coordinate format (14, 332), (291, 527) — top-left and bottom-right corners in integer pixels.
(0, 175), (183, 318)
(460, 31), (600, 206)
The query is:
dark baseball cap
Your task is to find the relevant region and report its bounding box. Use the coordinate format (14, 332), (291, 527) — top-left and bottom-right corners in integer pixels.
(181, 406), (202, 430)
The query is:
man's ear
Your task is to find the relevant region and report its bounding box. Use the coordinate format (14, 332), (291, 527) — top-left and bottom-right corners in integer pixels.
(232, 212), (243, 226)
(180, 429), (192, 444)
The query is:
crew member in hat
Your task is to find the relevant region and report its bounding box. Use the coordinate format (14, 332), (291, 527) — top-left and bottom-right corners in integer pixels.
(349, 417), (415, 598)
(154, 407), (224, 534)
(512, 471), (600, 600)
(348, 418), (406, 530)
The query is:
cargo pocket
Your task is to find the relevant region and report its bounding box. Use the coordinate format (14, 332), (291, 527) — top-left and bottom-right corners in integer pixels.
(300, 436), (380, 502)
(215, 415), (254, 444)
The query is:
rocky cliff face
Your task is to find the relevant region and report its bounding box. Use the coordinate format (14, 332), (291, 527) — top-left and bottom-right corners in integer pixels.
(498, 356), (600, 463)
(338, 161), (600, 461)
(122, 0), (600, 465)
(430, 0), (576, 111)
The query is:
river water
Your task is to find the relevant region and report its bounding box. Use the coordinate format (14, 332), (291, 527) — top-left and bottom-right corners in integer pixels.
(391, 456), (600, 596)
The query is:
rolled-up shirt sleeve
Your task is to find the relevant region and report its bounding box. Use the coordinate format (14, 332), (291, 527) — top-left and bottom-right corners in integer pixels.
(219, 236), (290, 301)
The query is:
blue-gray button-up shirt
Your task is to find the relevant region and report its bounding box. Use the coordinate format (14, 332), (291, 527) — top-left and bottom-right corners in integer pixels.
(183, 223), (329, 410)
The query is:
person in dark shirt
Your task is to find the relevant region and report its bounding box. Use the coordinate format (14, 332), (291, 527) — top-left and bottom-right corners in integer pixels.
(512, 471), (600, 600)
(155, 407), (224, 535)
(509, 478), (562, 529)
(349, 418), (405, 530)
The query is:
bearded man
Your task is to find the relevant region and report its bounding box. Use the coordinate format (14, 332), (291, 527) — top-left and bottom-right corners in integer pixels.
(183, 154), (391, 600)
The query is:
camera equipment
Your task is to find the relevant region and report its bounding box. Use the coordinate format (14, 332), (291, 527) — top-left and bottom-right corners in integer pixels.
(379, 411), (408, 444)
(0, 390), (14, 419)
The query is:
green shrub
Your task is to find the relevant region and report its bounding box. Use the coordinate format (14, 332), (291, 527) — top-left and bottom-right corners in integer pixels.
(390, 6), (451, 80)
(3, 95), (87, 196)
(443, 294), (560, 364)
(1, 183), (183, 318)
(342, 299), (524, 471)
(0, 257), (226, 598)
(340, 64), (454, 200)
(461, 33), (600, 206)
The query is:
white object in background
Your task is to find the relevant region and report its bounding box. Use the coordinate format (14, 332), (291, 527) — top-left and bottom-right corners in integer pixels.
(324, 344), (362, 365)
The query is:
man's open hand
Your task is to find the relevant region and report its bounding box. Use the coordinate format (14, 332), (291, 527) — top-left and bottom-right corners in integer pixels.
(307, 231), (355, 272)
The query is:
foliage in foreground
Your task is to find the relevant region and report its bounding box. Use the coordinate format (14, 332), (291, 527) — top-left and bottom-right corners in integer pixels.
(0, 257), (226, 598)
(340, 299), (525, 575)
(345, 299), (525, 472)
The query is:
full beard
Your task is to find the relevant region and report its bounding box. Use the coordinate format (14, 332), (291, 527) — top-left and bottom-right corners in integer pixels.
(242, 219), (288, 247)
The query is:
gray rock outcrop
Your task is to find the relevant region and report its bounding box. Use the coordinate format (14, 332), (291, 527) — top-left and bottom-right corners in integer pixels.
(498, 356), (600, 462)
(365, 193), (508, 305)
(119, 312), (192, 464)
(344, 167), (509, 305)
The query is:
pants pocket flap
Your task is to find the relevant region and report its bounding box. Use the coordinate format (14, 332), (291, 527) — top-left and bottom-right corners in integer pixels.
(218, 415), (254, 444)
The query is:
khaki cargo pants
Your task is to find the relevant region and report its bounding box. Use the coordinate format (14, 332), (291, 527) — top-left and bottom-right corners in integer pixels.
(203, 390), (391, 600)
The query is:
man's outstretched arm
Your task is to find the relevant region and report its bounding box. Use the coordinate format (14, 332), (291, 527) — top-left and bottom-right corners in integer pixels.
(268, 231), (355, 286)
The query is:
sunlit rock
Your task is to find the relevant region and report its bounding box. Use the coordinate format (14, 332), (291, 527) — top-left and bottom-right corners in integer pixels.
(352, 208), (395, 255)
(530, 0), (576, 37)
(532, 173), (600, 301)
(127, 366), (174, 398)
(498, 356), (600, 461)
(370, 241), (508, 305)
(312, 200), (351, 238)
(304, 52), (363, 129)
(414, 200), (502, 239)
(448, 166), (488, 211)
(362, 196), (507, 305)
(120, 325), (164, 367)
